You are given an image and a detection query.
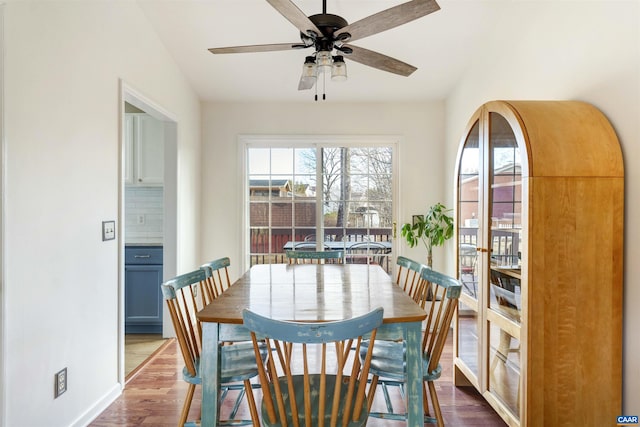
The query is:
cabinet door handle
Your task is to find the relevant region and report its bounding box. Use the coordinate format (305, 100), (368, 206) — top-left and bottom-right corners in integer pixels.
(134, 255), (151, 258)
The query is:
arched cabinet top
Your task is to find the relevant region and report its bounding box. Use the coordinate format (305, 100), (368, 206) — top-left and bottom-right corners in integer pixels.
(474, 100), (623, 178)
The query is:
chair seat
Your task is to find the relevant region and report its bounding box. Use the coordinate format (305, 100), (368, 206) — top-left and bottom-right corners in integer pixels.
(261, 374), (369, 427)
(360, 340), (442, 382)
(183, 341), (265, 385)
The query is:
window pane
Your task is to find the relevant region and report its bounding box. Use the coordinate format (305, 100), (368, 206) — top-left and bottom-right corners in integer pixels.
(249, 202), (269, 226)
(294, 148), (316, 175)
(457, 304), (479, 377)
(292, 174), (315, 199)
(369, 147), (393, 175)
(271, 148), (293, 175)
(489, 268), (521, 324)
(489, 321), (521, 418)
(248, 148), (270, 174)
(490, 112), (522, 269)
(293, 202), (315, 227)
(458, 120), (480, 299)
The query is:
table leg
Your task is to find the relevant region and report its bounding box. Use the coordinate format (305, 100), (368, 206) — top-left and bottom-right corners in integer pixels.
(404, 320), (423, 427)
(200, 322), (220, 427)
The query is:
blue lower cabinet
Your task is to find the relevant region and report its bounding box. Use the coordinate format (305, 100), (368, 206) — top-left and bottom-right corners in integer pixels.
(125, 246), (163, 334)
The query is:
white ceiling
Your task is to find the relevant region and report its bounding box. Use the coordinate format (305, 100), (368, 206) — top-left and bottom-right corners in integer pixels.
(138, 0), (505, 103)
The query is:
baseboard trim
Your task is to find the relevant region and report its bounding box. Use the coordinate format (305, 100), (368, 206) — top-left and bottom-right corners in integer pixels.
(71, 383), (122, 427)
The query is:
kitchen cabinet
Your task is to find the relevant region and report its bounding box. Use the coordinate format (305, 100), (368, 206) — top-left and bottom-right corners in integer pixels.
(453, 101), (623, 427)
(125, 113), (164, 186)
(125, 246), (163, 333)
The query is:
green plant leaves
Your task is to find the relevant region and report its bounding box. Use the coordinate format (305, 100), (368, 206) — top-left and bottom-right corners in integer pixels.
(400, 202), (454, 258)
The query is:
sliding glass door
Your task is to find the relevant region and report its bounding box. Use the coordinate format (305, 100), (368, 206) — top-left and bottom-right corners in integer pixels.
(245, 139), (396, 273)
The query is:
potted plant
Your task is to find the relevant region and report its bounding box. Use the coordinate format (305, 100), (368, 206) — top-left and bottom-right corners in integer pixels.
(400, 202), (454, 268)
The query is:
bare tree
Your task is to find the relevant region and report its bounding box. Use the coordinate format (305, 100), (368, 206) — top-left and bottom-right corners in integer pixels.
(321, 148), (342, 205)
(363, 147), (393, 226)
(334, 148), (351, 227)
(299, 146), (392, 228)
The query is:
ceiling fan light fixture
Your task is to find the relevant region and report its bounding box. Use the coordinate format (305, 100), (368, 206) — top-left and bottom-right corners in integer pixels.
(302, 56), (317, 78)
(331, 55), (347, 81)
(316, 50), (333, 74)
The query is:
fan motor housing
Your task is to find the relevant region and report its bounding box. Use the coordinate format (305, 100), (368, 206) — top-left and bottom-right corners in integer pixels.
(308, 13), (348, 37)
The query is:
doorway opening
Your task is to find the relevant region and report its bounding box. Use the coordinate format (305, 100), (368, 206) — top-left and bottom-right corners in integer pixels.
(120, 82), (177, 385)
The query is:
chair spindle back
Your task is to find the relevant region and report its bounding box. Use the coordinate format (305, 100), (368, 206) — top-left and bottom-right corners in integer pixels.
(395, 256), (429, 308)
(243, 308), (384, 427)
(161, 270), (208, 378)
(200, 257), (232, 299)
(418, 267), (462, 374)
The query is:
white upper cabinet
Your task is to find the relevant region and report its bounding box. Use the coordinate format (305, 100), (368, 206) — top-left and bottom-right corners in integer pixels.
(125, 113), (164, 186)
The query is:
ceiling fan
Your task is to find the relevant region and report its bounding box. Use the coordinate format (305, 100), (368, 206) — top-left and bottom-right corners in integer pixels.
(209, 0), (440, 99)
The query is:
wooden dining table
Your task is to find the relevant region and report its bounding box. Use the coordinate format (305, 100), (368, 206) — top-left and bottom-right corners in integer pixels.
(196, 263), (428, 426)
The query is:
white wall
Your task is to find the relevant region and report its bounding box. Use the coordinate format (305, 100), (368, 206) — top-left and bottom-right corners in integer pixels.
(2, 2), (201, 426)
(443, 1), (640, 412)
(200, 102), (447, 280)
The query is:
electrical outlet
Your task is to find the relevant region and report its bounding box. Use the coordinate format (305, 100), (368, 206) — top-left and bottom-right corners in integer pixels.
(136, 214), (145, 225)
(54, 368), (67, 398)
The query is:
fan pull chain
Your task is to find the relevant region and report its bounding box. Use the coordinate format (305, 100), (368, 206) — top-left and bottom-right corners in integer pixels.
(314, 69), (327, 101)
(323, 69), (326, 101)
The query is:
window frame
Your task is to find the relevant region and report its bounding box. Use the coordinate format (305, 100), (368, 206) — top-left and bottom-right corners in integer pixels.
(239, 134), (400, 273)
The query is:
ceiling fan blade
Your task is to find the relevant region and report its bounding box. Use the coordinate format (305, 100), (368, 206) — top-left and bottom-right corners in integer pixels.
(298, 75), (316, 90)
(266, 0), (323, 37)
(344, 44), (417, 77)
(336, 0), (440, 43)
(209, 43), (302, 54)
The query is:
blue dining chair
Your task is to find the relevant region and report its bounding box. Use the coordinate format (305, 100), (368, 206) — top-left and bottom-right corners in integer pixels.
(162, 270), (262, 427)
(243, 307), (384, 427)
(348, 241), (389, 269)
(362, 267), (462, 426)
(200, 256), (232, 299)
(395, 256), (429, 308)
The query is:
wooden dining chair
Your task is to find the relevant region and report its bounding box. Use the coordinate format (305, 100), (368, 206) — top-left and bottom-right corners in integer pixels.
(243, 307), (384, 427)
(200, 256), (232, 300)
(395, 256), (429, 308)
(363, 267), (462, 426)
(162, 270), (261, 427)
(286, 249), (344, 264)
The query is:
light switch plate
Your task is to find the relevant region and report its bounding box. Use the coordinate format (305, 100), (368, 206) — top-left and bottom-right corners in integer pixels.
(102, 220), (115, 241)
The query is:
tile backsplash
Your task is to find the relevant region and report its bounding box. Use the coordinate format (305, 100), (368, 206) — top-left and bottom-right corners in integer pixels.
(125, 186), (163, 244)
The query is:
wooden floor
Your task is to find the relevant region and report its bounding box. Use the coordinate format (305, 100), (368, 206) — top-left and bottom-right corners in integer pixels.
(91, 334), (507, 426)
(125, 334), (169, 379)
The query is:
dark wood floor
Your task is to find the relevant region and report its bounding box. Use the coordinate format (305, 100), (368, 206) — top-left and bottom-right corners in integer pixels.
(90, 335), (507, 426)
